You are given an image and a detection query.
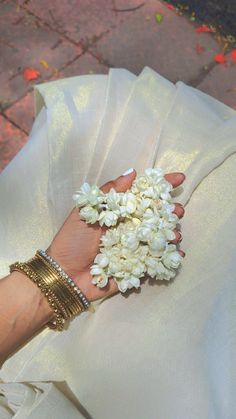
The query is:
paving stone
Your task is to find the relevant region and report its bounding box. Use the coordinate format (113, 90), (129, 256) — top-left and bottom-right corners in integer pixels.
(0, 115), (27, 173)
(91, 0), (221, 83)
(3, 53), (109, 138)
(197, 58), (236, 110)
(0, 1), (82, 107)
(53, 52), (109, 79)
(4, 91), (34, 134)
(20, 0), (135, 44)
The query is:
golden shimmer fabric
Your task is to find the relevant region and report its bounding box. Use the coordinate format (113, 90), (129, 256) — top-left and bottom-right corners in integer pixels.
(0, 67), (236, 418)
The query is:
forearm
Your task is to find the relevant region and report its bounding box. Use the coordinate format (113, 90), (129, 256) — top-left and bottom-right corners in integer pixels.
(0, 270), (53, 366)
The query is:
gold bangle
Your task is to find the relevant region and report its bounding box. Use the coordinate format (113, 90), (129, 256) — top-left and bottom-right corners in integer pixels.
(9, 245), (94, 331)
(27, 254), (84, 320)
(26, 257), (79, 318)
(9, 261), (65, 331)
(35, 252), (86, 312)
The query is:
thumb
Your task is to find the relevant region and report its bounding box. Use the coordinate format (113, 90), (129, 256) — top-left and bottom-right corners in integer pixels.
(100, 168), (136, 193)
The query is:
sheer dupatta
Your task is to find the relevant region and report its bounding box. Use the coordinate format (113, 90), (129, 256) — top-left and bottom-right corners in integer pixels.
(1, 67), (236, 418)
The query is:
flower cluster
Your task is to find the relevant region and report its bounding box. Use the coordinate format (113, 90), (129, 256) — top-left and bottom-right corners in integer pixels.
(72, 168), (183, 293)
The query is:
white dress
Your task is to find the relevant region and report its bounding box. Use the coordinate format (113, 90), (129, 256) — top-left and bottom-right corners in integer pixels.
(0, 67), (236, 419)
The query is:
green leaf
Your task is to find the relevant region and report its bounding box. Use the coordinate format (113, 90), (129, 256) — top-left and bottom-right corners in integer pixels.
(155, 13), (164, 24)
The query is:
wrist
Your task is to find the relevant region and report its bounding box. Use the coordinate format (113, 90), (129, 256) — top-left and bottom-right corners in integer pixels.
(9, 270), (54, 324)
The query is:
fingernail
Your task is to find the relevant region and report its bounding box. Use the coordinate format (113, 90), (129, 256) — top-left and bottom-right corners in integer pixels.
(122, 168), (134, 176)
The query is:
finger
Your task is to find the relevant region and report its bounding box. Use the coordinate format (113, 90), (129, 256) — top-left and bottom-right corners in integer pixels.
(164, 172), (185, 188)
(172, 203), (185, 219)
(178, 250), (185, 257)
(100, 168), (137, 194)
(169, 228), (182, 244)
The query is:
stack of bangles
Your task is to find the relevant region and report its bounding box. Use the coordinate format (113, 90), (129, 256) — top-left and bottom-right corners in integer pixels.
(9, 249), (93, 331)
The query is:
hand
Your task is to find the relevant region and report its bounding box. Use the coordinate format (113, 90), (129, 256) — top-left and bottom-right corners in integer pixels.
(46, 170), (185, 302)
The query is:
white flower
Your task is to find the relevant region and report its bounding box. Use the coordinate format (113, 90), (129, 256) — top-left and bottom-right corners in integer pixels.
(146, 257), (166, 277)
(162, 248), (183, 269)
(145, 167), (164, 180)
(141, 186), (156, 199)
(142, 208), (160, 226)
(94, 253), (109, 268)
(132, 262), (145, 277)
(106, 188), (122, 211)
(91, 273), (109, 288)
(90, 265), (103, 276)
(121, 231), (139, 251)
(73, 182), (104, 207)
(135, 244), (149, 261)
(100, 228), (120, 247)
(163, 228), (176, 241)
(98, 210), (120, 227)
(133, 175), (153, 192)
(157, 180), (173, 200)
(120, 193), (137, 216)
(148, 231), (166, 251)
(108, 256), (123, 275)
(137, 223), (153, 241)
(79, 206), (99, 224)
(117, 279), (130, 292)
(158, 213), (179, 229)
(161, 201), (175, 215)
(72, 167), (184, 293)
(133, 197), (152, 217)
(128, 276), (141, 288)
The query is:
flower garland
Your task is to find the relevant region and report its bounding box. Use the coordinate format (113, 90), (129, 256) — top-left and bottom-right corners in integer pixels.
(72, 168), (183, 293)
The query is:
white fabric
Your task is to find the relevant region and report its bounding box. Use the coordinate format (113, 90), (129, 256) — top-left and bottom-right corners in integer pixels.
(1, 67), (236, 418)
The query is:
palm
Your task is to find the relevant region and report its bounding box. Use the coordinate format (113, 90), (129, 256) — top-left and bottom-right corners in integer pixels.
(47, 170), (185, 302)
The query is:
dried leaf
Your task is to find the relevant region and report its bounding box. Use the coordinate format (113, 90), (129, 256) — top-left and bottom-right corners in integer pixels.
(40, 59), (49, 69)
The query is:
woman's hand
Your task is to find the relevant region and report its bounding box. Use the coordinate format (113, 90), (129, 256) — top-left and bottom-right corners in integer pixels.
(46, 169), (185, 302)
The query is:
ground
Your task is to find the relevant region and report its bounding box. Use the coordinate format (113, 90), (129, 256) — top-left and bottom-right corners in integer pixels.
(0, 0), (236, 173)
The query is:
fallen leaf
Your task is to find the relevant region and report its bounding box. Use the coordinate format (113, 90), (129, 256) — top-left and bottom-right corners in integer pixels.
(165, 3), (175, 11)
(52, 68), (59, 77)
(155, 13), (163, 23)
(230, 49), (236, 62)
(195, 25), (214, 33)
(23, 67), (40, 81)
(40, 59), (49, 69)
(227, 86), (236, 92)
(214, 53), (226, 64)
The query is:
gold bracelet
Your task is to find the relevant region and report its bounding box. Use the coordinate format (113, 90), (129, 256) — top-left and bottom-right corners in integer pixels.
(9, 253), (87, 331)
(27, 256), (84, 317)
(9, 261), (66, 331)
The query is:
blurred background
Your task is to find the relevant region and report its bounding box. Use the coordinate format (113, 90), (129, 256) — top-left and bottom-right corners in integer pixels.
(0, 0), (236, 173)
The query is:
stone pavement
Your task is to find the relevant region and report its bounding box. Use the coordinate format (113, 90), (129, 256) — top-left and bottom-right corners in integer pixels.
(0, 0), (236, 173)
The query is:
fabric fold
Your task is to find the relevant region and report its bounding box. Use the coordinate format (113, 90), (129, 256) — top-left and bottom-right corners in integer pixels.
(1, 67), (236, 419)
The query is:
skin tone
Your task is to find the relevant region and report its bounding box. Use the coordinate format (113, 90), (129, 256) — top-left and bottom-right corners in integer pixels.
(0, 170), (185, 365)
